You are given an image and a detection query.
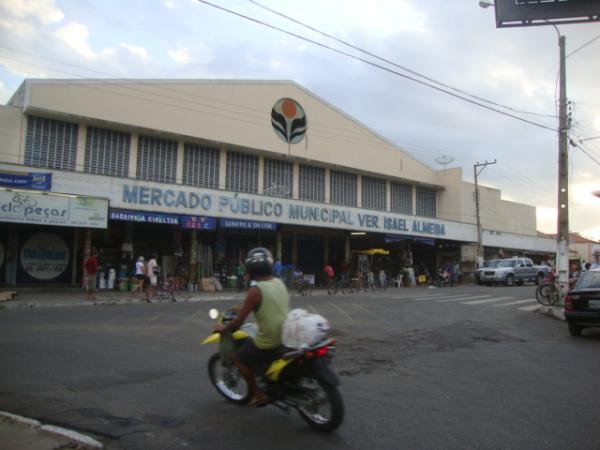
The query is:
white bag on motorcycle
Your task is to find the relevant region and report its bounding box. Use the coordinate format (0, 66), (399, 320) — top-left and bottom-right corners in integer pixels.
(282, 308), (330, 349)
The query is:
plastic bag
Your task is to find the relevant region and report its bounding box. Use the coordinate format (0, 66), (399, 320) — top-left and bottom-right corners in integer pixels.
(282, 308), (330, 349)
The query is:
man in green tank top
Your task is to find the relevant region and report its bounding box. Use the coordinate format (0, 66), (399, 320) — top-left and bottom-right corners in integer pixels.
(214, 247), (289, 407)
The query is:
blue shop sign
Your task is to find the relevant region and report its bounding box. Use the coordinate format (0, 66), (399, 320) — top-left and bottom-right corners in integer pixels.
(109, 208), (179, 225)
(180, 215), (216, 230)
(0, 171), (52, 190)
(219, 218), (277, 231)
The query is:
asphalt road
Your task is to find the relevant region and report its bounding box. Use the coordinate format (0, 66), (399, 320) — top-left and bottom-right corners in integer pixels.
(0, 284), (599, 450)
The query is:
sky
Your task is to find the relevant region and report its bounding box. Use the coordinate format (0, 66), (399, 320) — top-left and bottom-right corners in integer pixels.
(0, 0), (599, 240)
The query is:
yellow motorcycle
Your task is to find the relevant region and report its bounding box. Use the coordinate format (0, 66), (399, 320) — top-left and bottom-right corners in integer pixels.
(202, 308), (344, 432)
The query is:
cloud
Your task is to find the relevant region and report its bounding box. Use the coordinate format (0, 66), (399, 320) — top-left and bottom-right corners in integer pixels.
(164, 0), (178, 9)
(168, 47), (191, 64)
(54, 22), (96, 59)
(536, 206), (557, 234)
(0, 80), (10, 104)
(1, 0), (64, 25)
(120, 43), (149, 61)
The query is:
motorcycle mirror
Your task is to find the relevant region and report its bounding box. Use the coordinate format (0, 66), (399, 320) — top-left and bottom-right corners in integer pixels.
(209, 308), (219, 320)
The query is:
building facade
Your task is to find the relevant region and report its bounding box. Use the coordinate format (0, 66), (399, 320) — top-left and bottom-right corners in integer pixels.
(0, 79), (555, 287)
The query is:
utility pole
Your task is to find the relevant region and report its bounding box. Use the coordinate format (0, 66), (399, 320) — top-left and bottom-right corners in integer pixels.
(556, 33), (570, 304)
(474, 159), (497, 268)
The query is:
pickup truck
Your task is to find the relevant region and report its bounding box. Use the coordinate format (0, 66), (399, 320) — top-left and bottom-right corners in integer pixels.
(479, 257), (550, 286)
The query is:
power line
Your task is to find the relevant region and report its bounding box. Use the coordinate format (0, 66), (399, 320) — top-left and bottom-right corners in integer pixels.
(196, 0), (558, 133)
(245, 0), (558, 120)
(567, 33), (600, 58)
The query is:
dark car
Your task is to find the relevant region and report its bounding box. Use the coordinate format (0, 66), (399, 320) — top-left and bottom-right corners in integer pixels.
(565, 269), (600, 336)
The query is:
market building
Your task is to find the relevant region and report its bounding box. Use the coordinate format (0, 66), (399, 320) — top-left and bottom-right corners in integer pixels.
(0, 79), (555, 288)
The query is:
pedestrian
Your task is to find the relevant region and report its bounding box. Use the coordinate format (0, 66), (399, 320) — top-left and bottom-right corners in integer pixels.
(134, 256), (145, 296)
(379, 269), (387, 289)
(84, 248), (99, 301)
(146, 253), (159, 301)
(236, 260), (246, 292)
(273, 258), (282, 278)
(323, 262), (334, 289)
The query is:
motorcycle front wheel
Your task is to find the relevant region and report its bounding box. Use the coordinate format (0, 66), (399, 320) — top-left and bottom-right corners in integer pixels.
(207, 353), (251, 404)
(296, 373), (344, 432)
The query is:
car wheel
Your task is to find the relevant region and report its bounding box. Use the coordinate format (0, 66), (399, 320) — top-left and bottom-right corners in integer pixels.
(568, 324), (583, 337)
(504, 274), (514, 287)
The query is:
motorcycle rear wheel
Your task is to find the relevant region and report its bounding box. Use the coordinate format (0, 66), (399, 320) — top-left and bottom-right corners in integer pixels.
(296, 373), (344, 432)
(208, 353), (251, 404)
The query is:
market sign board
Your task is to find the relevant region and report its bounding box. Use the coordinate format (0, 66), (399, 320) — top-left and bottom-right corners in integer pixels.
(0, 189), (108, 228)
(117, 183), (476, 242)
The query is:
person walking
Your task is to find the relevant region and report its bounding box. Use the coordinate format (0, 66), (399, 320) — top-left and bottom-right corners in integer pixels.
(146, 253), (159, 301)
(134, 256), (146, 296)
(235, 260), (246, 292)
(84, 249), (99, 301)
(323, 262), (334, 293)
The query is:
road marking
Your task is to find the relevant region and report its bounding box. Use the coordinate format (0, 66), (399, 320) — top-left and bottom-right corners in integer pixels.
(350, 302), (379, 318)
(307, 303), (320, 315)
(436, 295), (493, 303)
(147, 314), (164, 322)
(412, 294), (467, 301)
(518, 303), (541, 312)
(462, 296), (515, 305)
(329, 302), (353, 321)
(183, 309), (205, 323)
(493, 298), (537, 307)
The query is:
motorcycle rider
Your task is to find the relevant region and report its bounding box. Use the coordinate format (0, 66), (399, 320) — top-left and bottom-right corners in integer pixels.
(213, 247), (290, 407)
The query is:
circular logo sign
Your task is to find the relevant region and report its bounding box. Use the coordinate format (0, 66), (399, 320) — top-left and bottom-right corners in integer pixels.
(271, 98), (307, 144)
(20, 233), (70, 280)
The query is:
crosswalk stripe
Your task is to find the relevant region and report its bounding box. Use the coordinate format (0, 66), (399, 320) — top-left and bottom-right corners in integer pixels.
(518, 303), (541, 311)
(493, 298), (537, 307)
(412, 294), (467, 301)
(436, 295), (492, 303)
(462, 296), (515, 305)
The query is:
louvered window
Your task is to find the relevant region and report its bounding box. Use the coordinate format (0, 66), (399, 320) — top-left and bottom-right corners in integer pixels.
(136, 135), (177, 183)
(84, 126), (130, 177)
(416, 187), (436, 218)
(362, 176), (386, 211)
(263, 158), (292, 198)
(24, 116), (78, 171)
(391, 182), (412, 215)
(183, 143), (220, 189)
(330, 170), (357, 207)
(226, 151), (258, 193)
(299, 164), (324, 203)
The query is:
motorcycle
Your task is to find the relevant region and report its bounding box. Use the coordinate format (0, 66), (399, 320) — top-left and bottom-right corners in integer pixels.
(202, 307), (344, 432)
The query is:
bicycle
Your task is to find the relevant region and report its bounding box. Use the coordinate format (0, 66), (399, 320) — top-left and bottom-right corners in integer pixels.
(535, 281), (559, 306)
(155, 275), (190, 302)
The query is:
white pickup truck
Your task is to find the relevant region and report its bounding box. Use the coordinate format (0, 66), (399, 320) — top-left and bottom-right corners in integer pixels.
(479, 257), (550, 286)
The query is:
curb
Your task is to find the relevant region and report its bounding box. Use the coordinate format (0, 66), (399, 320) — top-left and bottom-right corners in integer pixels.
(0, 411), (104, 449)
(537, 305), (565, 321)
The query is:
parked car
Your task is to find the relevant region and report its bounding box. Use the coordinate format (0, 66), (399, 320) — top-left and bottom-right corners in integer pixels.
(565, 269), (600, 336)
(479, 257), (550, 286)
(475, 259), (501, 285)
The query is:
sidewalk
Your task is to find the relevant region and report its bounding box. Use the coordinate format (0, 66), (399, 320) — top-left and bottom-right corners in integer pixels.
(0, 286), (250, 309)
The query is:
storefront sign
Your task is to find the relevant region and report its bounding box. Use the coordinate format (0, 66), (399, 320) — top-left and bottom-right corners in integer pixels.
(219, 218), (277, 230)
(0, 189), (108, 228)
(180, 215), (216, 230)
(20, 233), (69, 280)
(109, 208), (179, 225)
(120, 184), (454, 238)
(0, 171), (52, 190)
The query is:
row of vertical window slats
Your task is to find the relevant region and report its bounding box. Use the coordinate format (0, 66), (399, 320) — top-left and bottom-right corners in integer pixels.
(22, 116), (436, 217)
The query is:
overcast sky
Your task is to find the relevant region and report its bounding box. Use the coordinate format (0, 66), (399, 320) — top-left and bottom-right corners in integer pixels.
(1, 0), (599, 240)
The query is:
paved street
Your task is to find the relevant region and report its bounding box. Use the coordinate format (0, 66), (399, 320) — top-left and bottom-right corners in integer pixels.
(0, 284), (599, 449)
